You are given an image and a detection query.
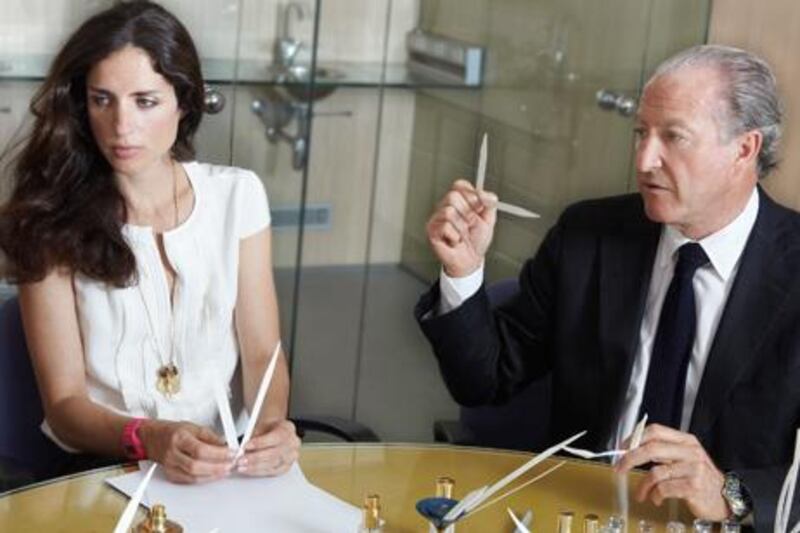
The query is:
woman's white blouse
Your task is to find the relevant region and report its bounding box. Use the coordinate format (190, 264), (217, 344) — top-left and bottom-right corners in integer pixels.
(43, 162), (271, 450)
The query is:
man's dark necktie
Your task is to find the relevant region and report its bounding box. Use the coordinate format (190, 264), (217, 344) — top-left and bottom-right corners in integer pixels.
(640, 242), (710, 429)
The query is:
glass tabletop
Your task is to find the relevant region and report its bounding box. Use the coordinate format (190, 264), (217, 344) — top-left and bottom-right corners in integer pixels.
(0, 443), (691, 532)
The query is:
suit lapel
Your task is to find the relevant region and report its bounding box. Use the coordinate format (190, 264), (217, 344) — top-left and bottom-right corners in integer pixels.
(689, 191), (793, 441)
(597, 205), (660, 440)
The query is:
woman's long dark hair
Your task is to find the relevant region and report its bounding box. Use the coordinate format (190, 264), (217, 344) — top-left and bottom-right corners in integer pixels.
(0, 1), (204, 286)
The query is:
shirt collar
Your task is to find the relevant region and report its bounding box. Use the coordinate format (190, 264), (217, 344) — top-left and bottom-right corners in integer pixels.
(658, 188), (760, 281)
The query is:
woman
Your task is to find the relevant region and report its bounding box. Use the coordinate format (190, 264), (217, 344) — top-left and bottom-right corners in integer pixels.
(0, 1), (299, 483)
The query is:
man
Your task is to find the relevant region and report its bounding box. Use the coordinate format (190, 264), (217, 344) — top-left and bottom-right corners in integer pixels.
(416, 45), (800, 530)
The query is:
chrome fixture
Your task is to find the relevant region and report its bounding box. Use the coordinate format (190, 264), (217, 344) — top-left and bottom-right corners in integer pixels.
(275, 2), (309, 69)
(251, 94), (351, 171)
(203, 84), (226, 114)
(595, 89), (637, 117)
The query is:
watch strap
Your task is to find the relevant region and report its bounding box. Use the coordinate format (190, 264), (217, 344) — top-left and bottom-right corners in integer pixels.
(121, 418), (148, 461)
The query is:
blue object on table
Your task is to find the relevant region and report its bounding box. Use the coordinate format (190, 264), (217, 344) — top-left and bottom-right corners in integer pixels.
(415, 496), (460, 529)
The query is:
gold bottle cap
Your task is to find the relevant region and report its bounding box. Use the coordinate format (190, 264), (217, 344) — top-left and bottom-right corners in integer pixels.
(583, 514), (599, 533)
(363, 494), (381, 529)
(435, 476), (455, 498)
(558, 511), (575, 533)
(135, 503), (183, 533)
(152, 505), (167, 530)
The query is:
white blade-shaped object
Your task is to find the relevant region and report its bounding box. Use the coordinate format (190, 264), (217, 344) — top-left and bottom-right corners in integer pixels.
(563, 446), (625, 459)
(442, 485), (488, 522)
(478, 430), (586, 507)
(508, 508), (532, 533)
(235, 341), (282, 459)
(213, 376), (239, 451)
(776, 428), (800, 533)
(616, 414), (648, 525)
(515, 509), (533, 533)
(113, 462), (158, 533)
(472, 133), (539, 219)
(630, 413), (648, 449)
(445, 430), (586, 521)
(475, 133), (487, 191)
(497, 201), (540, 219)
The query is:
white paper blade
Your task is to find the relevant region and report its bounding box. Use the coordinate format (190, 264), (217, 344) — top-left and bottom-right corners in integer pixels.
(213, 377), (239, 451)
(563, 446), (625, 459)
(630, 413), (648, 450)
(444, 430), (586, 522)
(508, 508), (532, 533)
(516, 509), (533, 533)
(443, 485), (488, 522)
(236, 341), (282, 459)
(616, 414), (648, 525)
(113, 462), (157, 533)
(476, 430), (586, 508)
(497, 201), (540, 219)
(475, 133), (487, 191)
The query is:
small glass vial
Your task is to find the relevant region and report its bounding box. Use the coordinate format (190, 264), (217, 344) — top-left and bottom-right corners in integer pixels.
(721, 518), (741, 533)
(134, 504), (183, 533)
(606, 515), (625, 533)
(583, 513), (600, 533)
(692, 518), (713, 533)
(666, 521), (686, 533)
(558, 511), (574, 533)
(431, 478), (456, 533)
(358, 494), (385, 533)
(637, 520), (654, 533)
(436, 476), (455, 499)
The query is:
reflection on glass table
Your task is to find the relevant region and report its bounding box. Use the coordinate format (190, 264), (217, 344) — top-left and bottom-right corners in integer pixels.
(0, 443), (693, 532)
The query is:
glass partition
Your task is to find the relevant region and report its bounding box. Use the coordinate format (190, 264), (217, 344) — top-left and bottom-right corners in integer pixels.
(0, 0), (710, 445)
(287, 0), (710, 442)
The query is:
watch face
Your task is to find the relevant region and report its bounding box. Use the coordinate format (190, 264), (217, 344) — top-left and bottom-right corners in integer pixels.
(723, 473), (752, 519)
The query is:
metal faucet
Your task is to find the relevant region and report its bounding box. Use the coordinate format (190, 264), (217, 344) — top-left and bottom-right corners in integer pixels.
(275, 2), (308, 68)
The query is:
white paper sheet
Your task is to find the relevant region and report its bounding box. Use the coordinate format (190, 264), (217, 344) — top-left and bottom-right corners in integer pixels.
(106, 462), (361, 532)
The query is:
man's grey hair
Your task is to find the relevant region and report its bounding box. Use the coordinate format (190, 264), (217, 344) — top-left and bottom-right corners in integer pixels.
(648, 44), (782, 179)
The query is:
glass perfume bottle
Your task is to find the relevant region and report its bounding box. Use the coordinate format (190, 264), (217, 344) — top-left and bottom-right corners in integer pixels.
(358, 494), (385, 533)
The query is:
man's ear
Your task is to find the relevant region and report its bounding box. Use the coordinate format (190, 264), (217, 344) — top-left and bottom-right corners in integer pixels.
(734, 129), (763, 171)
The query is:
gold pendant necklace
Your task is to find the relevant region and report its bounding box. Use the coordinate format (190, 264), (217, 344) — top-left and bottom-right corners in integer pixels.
(156, 362), (181, 398)
(137, 160), (182, 399)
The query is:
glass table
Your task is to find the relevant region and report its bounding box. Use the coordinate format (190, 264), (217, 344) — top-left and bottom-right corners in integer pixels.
(0, 443), (691, 532)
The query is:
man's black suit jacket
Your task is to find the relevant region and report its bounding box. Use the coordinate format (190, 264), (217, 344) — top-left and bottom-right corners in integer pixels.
(416, 189), (800, 530)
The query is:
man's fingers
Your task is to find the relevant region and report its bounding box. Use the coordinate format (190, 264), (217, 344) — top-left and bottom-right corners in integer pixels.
(635, 461), (694, 501)
(617, 439), (703, 472)
(647, 477), (690, 506)
(639, 423), (700, 447)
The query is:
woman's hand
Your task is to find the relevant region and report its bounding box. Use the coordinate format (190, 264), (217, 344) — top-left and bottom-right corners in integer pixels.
(235, 419), (300, 477)
(140, 419), (234, 484)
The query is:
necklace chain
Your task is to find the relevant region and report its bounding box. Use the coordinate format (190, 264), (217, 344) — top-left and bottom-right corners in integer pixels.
(136, 160), (182, 398)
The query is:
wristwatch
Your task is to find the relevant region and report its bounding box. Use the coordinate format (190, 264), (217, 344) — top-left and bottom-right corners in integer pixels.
(722, 471), (753, 520)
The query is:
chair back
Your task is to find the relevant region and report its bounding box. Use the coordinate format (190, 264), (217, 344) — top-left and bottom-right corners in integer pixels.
(459, 279), (552, 451)
(0, 296), (65, 476)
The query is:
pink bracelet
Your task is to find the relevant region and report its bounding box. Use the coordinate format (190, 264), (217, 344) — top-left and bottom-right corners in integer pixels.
(121, 418), (148, 460)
